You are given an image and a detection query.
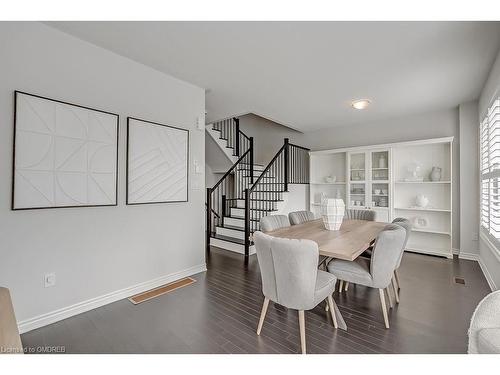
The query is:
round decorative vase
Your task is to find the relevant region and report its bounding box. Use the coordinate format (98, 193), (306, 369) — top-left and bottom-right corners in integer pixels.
(430, 166), (442, 182)
(415, 194), (429, 208)
(320, 198), (345, 231)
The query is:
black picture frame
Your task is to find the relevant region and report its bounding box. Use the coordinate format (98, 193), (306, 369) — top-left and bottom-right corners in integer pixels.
(12, 91), (120, 210)
(126, 117), (189, 205)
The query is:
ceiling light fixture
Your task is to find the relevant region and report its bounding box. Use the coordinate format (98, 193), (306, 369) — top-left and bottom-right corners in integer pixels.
(351, 99), (371, 110)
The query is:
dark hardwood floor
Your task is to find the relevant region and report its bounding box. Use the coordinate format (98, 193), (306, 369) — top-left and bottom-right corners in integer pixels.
(21, 247), (491, 354)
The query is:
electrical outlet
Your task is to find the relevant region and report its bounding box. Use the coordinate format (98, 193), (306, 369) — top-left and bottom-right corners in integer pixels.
(44, 273), (56, 288)
(472, 232), (479, 241)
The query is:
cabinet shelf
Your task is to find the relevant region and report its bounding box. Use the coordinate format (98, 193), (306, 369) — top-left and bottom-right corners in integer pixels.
(412, 228), (451, 236)
(395, 181), (451, 184)
(394, 207), (451, 213)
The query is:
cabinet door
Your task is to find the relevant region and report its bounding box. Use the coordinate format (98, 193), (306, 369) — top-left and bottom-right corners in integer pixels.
(369, 149), (390, 221)
(347, 151), (368, 209)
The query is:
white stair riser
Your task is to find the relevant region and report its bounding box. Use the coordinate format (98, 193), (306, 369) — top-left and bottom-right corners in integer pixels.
(235, 200), (278, 209)
(224, 217), (245, 228)
(210, 237), (256, 255)
(230, 207), (270, 219)
(216, 226), (245, 240)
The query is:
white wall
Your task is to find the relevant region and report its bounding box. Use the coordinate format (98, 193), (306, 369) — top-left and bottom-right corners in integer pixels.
(458, 101), (479, 258)
(478, 49), (500, 290)
(302, 108), (461, 250)
(0, 22), (206, 331)
(238, 113), (304, 165)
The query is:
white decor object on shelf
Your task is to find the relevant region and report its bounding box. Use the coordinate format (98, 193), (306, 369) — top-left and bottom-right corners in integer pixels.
(430, 166), (442, 181)
(412, 216), (429, 228)
(405, 162), (424, 182)
(415, 194), (429, 208)
(320, 198), (345, 231)
(324, 175), (336, 183)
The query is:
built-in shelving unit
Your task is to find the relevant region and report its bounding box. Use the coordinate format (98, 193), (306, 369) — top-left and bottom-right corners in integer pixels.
(309, 136), (454, 259)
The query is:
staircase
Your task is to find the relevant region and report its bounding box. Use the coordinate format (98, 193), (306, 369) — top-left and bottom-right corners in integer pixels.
(206, 118), (310, 262)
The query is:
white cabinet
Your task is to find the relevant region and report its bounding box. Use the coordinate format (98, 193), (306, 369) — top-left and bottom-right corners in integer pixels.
(309, 137), (453, 258)
(347, 149), (391, 222)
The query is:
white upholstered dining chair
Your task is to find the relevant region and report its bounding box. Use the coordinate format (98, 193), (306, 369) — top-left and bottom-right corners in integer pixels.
(289, 210), (315, 225)
(260, 214), (290, 232)
(327, 224), (406, 328)
(253, 231), (339, 354)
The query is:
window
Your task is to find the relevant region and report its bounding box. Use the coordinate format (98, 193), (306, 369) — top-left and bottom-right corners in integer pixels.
(480, 98), (500, 246)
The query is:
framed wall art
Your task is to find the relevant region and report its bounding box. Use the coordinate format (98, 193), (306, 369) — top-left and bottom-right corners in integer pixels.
(12, 91), (119, 210)
(126, 117), (189, 205)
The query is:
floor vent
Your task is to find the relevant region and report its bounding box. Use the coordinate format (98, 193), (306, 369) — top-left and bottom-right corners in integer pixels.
(454, 276), (466, 285)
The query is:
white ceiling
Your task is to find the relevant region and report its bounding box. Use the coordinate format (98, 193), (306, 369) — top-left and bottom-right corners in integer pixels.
(47, 21), (500, 132)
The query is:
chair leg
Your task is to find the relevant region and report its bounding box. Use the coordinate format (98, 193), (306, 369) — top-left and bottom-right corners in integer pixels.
(378, 289), (390, 329)
(256, 297), (269, 335)
(338, 280), (344, 292)
(394, 269), (401, 290)
(344, 282), (349, 291)
(392, 277), (400, 303)
(386, 287), (393, 308)
(327, 295), (338, 329)
(298, 310), (306, 354)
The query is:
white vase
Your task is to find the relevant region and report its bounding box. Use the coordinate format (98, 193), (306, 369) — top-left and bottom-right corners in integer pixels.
(415, 194), (429, 208)
(320, 198), (345, 231)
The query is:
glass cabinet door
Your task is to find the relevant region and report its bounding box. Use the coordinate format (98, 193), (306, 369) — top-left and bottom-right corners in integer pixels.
(348, 152), (368, 209)
(370, 150), (389, 209)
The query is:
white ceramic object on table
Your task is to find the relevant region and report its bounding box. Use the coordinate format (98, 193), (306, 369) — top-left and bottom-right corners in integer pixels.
(320, 198), (345, 231)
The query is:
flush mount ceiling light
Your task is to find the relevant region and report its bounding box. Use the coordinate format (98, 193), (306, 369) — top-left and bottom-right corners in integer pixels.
(351, 99), (371, 110)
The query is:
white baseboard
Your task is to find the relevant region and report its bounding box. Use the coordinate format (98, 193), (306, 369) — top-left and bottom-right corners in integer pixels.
(452, 248), (460, 255)
(458, 252), (479, 261)
(18, 263), (207, 334)
(478, 256), (497, 292)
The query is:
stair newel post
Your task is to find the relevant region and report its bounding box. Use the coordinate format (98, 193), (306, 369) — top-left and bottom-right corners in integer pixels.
(206, 187), (212, 254)
(284, 138), (289, 192)
(249, 137), (254, 182)
(234, 118), (240, 157)
(244, 188), (250, 263)
(221, 194), (226, 227)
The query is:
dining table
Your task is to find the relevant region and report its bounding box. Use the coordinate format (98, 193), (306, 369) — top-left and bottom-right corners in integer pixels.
(265, 218), (387, 261)
(265, 218), (388, 331)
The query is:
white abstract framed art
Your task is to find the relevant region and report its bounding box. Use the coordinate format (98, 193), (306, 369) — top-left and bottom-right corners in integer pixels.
(126, 117), (189, 205)
(12, 91), (119, 210)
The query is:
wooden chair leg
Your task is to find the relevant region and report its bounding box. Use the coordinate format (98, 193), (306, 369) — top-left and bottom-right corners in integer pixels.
(327, 295), (338, 328)
(378, 289), (390, 329)
(386, 287), (394, 308)
(344, 282), (349, 291)
(392, 277), (400, 303)
(394, 269), (401, 290)
(338, 280), (344, 292)
(298, 310), (306, 354)
(256, 297), (269, 335)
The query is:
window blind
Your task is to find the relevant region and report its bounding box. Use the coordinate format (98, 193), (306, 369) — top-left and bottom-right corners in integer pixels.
(480, 98), (500, 246)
